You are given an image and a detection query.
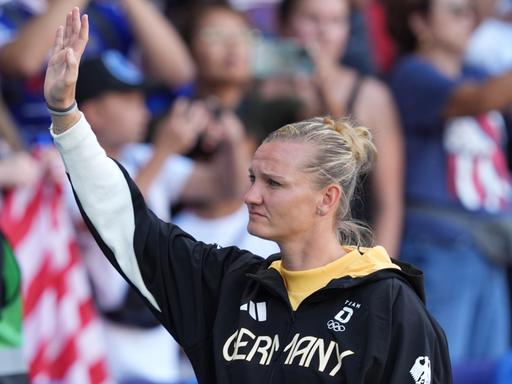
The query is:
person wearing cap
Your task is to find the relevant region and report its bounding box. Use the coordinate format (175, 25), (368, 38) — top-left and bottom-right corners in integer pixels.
(0, 0), (195, 147)
(69, 50), (248, 384)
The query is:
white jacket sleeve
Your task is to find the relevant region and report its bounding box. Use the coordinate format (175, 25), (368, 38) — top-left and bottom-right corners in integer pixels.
(51, 113), (160, 311)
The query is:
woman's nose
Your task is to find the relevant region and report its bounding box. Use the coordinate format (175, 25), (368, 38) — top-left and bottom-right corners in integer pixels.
(244, 182), (262, 205)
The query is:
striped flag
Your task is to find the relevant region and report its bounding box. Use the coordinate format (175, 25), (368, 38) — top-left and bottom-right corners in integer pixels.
(0, 176), (111, 383)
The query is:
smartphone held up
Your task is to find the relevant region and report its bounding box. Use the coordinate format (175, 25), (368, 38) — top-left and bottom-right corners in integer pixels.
(251, 36), (314, 79)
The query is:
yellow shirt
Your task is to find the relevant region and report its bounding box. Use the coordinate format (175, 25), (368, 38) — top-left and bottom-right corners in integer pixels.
(270, 246), (400, 311)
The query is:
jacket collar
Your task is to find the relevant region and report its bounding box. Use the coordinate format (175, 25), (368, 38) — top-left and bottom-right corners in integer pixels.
(246, 254), (426, 305)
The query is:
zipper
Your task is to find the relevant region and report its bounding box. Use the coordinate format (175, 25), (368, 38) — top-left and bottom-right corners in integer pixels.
(266, 308), (296, 383)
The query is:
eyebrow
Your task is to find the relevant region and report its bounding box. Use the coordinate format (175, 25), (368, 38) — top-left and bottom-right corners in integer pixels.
(248, 168), (287, 181)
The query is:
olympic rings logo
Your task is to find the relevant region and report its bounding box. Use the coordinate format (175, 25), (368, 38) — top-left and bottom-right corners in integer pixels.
(327, 319), (345, 332)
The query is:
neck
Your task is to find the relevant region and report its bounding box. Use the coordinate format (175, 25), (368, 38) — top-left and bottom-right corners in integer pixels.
(416, 46), (463, 77)
(196, 80), (246, 109)
(104, 144), (122, 160)
(278, 223), (346, 271)
(191, 200), (244, 219)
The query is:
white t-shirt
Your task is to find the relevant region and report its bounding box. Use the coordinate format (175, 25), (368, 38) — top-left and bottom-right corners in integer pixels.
(466, 18), (512, 75)
(72, 143), (193, 383)
(173, 205), (279, 258)
(121, 143), (193, 222)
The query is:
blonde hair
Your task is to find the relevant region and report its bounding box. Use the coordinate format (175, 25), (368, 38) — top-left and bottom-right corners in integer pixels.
(264, 116), (376, 246)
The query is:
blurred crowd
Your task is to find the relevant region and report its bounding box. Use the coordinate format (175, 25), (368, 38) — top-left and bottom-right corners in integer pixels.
(1, 0), (512, 383)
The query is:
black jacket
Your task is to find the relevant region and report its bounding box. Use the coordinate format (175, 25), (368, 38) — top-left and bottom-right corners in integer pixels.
(57, 116), (452, 383)
(76, 165), (451, 384)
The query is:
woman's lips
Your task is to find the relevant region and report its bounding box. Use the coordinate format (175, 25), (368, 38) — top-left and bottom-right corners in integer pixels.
(249, 210), (266, 218)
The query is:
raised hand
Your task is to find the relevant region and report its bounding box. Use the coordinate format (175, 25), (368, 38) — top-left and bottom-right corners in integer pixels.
(44, 7), (88, 110)
(153, 98), (210, 156)
(214, 111), (245, 146)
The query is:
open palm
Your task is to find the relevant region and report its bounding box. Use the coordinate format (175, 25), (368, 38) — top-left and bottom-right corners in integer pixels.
(44, 7), (89, 109)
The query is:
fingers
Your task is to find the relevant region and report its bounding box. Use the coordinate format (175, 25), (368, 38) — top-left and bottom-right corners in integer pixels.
(51, 25), (64, 57)
(188, 101), (209, 132)
(218, 112), (245, 142)
(79, 14), (89, 42)
(64, 11), (72, 46)
(171, 97), (189, 118)
(62, 8), (88, 53)
(170, 98), (208, 124)
(72, 13), (89, 58)
(72, 7), (81, 36)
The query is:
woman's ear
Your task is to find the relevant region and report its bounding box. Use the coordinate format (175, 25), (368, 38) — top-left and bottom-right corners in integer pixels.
(316, 184), (342, 216)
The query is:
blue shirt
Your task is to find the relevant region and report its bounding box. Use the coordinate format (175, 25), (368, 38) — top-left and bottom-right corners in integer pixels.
(391, 55), (512, 215)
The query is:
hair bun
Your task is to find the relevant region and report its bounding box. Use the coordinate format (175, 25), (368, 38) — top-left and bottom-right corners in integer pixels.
(322, 116), (346, 135)
(322, 116), (375, 169)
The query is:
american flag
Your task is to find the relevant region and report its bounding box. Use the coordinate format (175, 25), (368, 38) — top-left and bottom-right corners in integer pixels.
(0, 176), (111, 383)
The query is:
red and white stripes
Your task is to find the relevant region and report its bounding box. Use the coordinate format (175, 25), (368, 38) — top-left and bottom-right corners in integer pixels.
(1, 178), (111, 384)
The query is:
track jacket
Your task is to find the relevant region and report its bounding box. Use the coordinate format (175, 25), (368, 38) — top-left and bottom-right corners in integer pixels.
(52, 114), (452, 384)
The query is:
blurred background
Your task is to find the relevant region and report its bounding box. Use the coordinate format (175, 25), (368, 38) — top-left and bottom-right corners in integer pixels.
(1, 0), (512, 383)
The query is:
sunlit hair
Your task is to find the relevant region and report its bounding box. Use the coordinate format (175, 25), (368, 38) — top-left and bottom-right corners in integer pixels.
(264, 116), (376, 246)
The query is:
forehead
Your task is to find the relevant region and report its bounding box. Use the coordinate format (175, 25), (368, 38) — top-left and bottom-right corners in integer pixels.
(251, 140), (317, 175)
(99, 89), (144, 105)
(293, 0), (348, 15)
(196, 9), (248, 30)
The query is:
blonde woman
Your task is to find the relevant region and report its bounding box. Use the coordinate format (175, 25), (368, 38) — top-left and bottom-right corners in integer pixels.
(45, 8), (451, 383)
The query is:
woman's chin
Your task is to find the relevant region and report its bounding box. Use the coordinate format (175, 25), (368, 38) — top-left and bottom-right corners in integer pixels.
(247, 222), (272, 241)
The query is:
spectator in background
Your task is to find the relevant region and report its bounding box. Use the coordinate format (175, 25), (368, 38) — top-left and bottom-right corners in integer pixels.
(173, 3), (282, 255)
(72, 51), (248, 384)
(264, 0), (404, 257)
(466, 0), (512, 76)
(175, 4), (302, 143)
(363, 0), (398, 74)
(383, 0), (512, 376)
(0, 0), (194, 146)
(342, 0), (376, 75)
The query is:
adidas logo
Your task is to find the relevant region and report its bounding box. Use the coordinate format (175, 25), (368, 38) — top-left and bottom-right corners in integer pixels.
(240, 300), (267, 322)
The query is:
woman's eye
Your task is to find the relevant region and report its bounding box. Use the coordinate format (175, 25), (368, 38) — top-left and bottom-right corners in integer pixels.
(248, 175), (255, 184)
(267, 179), (281, 188)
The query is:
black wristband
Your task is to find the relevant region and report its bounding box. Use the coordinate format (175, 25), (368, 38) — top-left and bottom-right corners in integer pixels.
(47, 100), (78, 116)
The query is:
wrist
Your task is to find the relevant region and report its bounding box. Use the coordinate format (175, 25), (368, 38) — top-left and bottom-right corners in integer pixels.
(47, 100), (78, 116)
(51, 110), (82, 135)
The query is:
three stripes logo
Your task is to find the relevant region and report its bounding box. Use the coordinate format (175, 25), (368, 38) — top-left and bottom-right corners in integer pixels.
(240, 300), (267, 322)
